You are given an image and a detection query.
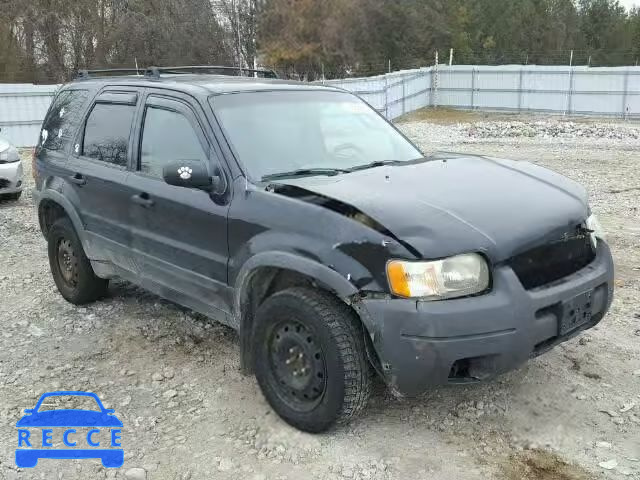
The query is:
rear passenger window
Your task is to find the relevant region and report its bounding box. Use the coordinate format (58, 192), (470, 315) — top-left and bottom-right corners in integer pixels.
(41, 90), (89, 152)
(82, 103), (135, 167)
(139, 107), (207, 178)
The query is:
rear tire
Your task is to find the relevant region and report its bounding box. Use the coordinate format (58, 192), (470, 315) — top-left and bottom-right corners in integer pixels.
(253, 287), (372, 433)
(47, 217), (108, 304)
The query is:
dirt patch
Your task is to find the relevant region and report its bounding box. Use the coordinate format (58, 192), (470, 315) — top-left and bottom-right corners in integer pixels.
(500, 449), (593, 480)
(395, 107), (496, 124)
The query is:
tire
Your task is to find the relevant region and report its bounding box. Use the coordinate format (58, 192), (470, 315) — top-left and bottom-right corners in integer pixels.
(47, 217), (108, 304)
(253, 287), (372, 433)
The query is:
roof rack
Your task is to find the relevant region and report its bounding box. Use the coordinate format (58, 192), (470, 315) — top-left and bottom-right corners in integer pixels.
(76, 68), (143, 79)
(76, 65), (278, 81)
(144, 65), (278, 79)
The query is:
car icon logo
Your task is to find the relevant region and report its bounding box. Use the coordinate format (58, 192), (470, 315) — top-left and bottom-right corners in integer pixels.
(15, 391), (124, 468)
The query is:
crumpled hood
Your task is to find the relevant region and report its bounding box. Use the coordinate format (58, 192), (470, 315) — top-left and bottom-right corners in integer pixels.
(275, 154), (589, 262)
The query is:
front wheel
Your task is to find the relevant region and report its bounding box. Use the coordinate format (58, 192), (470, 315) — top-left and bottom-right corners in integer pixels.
(253, 287), (372, 433)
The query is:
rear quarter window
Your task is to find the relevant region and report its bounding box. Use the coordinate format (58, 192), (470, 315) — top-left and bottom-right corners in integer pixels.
(40, 89), (89, 152)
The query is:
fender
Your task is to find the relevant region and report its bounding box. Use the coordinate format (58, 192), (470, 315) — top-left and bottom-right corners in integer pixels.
(233, 250), (360, 372)
(34, 188), (87, 246)
(233, 250), (360, 315)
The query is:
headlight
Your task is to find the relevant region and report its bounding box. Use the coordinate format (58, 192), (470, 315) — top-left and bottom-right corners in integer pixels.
(0, 146), (20, 163)
(386, 253), (490, 300)
(586, 213), (605, 247)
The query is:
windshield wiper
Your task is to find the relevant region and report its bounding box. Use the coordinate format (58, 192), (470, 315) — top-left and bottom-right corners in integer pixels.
(262, 168), (349, 181)
(347, 160), (406, 172)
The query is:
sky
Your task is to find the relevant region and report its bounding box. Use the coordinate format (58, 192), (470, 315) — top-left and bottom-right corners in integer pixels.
(620, 0), (638, 10)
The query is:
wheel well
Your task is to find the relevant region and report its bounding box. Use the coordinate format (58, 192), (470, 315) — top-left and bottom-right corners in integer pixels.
(238, 267), (370, 374)
(38, 199), (68, 239)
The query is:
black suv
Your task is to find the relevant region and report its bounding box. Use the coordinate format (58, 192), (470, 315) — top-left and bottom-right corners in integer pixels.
(34, 66), (614, 432)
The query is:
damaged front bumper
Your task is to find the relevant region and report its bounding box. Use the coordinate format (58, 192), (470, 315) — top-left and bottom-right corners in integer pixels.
(358, 241), (614, 396)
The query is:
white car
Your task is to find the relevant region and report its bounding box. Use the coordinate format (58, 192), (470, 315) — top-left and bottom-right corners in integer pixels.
(0, 132), (23, 201)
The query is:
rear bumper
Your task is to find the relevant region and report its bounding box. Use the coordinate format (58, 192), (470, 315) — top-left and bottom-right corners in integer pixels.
(360, 241), (614, 396)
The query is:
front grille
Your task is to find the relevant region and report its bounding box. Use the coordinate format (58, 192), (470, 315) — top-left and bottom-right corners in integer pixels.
(509, 234), (595, 290)
(0, 178), (10, 189)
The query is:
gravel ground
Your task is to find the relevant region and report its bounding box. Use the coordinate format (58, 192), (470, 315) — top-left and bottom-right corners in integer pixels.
(0, 113), (639, 480)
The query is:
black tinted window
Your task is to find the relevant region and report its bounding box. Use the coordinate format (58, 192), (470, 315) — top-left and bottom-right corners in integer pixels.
(139, 107), (207, 178)
(82, 103), (135, 167)
(41, 89), (89, 152)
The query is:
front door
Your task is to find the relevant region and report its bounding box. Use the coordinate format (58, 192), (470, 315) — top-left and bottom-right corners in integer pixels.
(128, 94), (231, 318)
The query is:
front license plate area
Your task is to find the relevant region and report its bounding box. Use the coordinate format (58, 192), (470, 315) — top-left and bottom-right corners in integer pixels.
(559, 291), (593, 336)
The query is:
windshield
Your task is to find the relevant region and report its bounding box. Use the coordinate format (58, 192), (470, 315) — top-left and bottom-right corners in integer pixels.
(36, 395), (102, 412)
(211, 90), (423, 180)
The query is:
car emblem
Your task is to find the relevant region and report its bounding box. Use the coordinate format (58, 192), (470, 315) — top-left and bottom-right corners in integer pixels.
(178, 166), (193, 180)
(15, 391), (124, 468)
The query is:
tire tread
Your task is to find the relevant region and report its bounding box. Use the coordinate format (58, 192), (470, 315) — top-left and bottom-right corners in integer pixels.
(265, 287), (372, 425)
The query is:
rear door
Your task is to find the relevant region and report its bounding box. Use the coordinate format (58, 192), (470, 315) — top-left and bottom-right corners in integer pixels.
(66, 90), (141, 271)
(128, 93), (231, 316)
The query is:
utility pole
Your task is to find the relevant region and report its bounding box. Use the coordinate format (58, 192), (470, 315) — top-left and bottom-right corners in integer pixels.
(564, 50), (574, 116)
(434, 50), (439, 108)
(233, 0), (242, 74)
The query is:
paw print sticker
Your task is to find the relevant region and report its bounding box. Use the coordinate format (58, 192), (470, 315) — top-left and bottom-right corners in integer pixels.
(178, 166), (192, 180)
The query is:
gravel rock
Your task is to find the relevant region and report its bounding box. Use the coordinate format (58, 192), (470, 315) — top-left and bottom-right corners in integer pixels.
(599, 459), (618, 470)
(218, 458), (236, 472)
(163, 389), (178, 399)
(124, 468), (147, 480)
(466, 120), (640, 140)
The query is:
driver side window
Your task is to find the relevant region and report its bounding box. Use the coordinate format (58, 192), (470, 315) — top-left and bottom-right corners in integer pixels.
(139, 106), (207, 178)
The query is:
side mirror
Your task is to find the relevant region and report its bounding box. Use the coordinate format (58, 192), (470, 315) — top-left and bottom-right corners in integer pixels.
(163, 160), (216, 191)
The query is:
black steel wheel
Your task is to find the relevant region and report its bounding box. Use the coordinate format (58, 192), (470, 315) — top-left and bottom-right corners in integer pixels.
(253, 287), (372, 433)
(48, 217), (108, 304)
(57, 238), (79, 288)
(268, 319), (327, 411)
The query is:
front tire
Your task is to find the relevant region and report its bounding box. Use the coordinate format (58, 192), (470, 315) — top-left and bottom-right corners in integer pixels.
(253, 287), (372, 433)
(47, 217), (108, 304)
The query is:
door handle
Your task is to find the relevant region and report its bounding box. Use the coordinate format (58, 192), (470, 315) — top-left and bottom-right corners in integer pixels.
(131, 193), (154, 208)
(69, 173), (86, 186)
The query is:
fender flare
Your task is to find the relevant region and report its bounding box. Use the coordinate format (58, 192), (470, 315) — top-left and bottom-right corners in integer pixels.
(233, 251), (359, 313)
(233, 251), (360, 372)
(35, 189), (87, 246)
